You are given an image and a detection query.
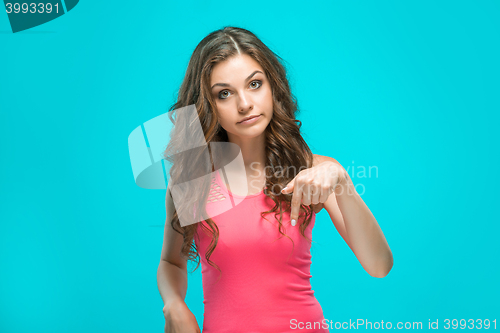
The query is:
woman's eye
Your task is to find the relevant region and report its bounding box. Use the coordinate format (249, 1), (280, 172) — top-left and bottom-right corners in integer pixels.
(218, 90), (230, 99)
(250, 80), (262, 89)
(217, 80), (262, 100)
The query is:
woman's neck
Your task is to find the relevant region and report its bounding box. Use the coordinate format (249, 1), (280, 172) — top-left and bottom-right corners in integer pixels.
(225, 132), (267, 191)
(227, 132), (266, 172)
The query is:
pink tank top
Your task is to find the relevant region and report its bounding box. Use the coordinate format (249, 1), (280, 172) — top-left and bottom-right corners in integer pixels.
(194, 169), (329, 333)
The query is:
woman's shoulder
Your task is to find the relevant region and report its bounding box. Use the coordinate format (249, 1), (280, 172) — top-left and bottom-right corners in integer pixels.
(312, 153), (341, 167)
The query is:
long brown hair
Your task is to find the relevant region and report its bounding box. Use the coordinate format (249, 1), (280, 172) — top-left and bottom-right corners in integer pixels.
(163, 26), (315, 279)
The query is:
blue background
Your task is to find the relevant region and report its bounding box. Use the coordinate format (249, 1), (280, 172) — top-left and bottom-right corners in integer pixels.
(1, 1), (498, 332)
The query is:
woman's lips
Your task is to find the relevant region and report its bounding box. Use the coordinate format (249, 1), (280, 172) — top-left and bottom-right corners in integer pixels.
(238, 115), (261, 125)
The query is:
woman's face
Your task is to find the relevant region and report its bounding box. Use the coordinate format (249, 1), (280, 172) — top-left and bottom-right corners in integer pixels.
(210, 53), (273, 140)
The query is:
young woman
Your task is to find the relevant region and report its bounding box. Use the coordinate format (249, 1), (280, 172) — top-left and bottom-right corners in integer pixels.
(157, 26), (393, 333)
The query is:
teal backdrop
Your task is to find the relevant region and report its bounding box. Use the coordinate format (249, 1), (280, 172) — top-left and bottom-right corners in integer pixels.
(1, 1), (499, 332)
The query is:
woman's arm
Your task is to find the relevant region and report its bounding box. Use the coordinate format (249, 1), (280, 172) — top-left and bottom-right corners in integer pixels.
(316, 155), (393, 278)
(157, 187), (188, 304)
(157, 260), (187, 305)
(157, 187), (201, 333)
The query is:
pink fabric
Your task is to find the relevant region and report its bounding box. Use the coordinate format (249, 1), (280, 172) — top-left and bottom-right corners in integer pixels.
(194, 169), (329, 333)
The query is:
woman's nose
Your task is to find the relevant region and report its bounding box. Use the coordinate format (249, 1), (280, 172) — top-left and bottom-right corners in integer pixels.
(237, 91), (253, 112)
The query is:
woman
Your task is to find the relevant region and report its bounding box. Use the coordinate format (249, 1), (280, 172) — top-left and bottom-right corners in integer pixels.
(157, 26), (393, 333)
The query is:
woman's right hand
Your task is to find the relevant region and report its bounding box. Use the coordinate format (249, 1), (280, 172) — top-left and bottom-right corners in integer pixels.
(163, 298), (201, 333)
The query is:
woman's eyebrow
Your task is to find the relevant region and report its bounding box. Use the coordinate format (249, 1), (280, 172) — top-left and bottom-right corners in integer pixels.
(211, 70), (263, 90)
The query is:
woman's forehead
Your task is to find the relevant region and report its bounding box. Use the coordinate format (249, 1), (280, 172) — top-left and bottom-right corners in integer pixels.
(210, 55), (264, 83)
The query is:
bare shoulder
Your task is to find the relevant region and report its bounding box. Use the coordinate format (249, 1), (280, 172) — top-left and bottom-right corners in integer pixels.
(312, 153), (341, 167)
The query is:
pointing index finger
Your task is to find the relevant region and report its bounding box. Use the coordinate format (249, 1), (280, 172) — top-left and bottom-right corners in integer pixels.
(290, 180), (302, 226)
